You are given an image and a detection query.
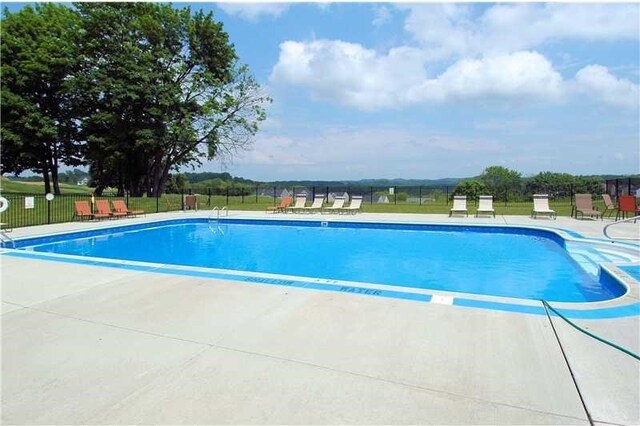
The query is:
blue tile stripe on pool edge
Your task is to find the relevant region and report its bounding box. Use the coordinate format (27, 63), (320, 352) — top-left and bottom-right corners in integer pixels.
(3, 250), (637, 319)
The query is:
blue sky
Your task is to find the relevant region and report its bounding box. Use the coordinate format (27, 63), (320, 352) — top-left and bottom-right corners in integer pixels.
(5, 2), (640, 181)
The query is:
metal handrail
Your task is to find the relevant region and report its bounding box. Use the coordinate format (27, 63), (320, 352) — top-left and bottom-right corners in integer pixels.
(208, 206), (229, 221)
(0, 231), (16, 248)
(603, 215), (640, 241)
(208, 206), (219, 221)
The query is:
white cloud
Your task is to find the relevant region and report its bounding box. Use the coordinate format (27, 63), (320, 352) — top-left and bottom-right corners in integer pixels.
(270, 2), (639, 111)
(217, 3), (289, 21)
(574, 65), (640, 109)
(404, 3), (640, 58)
(270, 40), (428, 110)
(271, 42), (566, 109)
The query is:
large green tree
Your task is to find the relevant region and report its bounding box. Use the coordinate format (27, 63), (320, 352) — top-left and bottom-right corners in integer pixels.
(480, 166), (522, 200)
(1, 4), (84, 194)
(73, 3), (269, 196)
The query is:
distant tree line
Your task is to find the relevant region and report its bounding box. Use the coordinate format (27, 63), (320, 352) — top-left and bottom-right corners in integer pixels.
(452, 167), (605, 201)
(1, 3), (269, 196)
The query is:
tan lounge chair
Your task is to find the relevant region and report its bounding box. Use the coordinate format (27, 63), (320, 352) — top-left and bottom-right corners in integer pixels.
(112, 199), (145, 217)
(184, 195), (197, 211)
(341, 196), (363, 214)
(574, 194), (601, 220)
(531, 194), (556, 219)
(475, 195), (495, 218)
(266, 196), (292, 214)
(73, 201), (98, 221)
(302, 195), (325, 213)
(601, 194), (617, 219)
(322, 197), (345, 214)
(94, 199), (124, 219)
(286, 195), (308, 213)
(449, 196), (468, 217)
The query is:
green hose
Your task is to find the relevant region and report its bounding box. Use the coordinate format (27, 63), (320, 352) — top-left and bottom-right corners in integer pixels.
(541, 300), (640, 361)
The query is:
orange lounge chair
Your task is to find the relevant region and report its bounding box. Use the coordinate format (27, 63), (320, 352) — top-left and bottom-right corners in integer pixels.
(112, 199), (145, 217)
(95, 199), (126, 219)
(73, 201), (97, 221)
(266, 196), (292, 214)
(616, 195), (640, 221)
(573, 194), (601, 220)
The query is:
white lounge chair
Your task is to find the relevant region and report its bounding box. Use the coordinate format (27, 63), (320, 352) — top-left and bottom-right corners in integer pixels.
(286, 195), (307, 213)
(322, 197), (345, 214)
(342, 196), (363, 214)
(302, 195), (325, 213)
(449, 196), (468, 217)
(531, 194), (556, 219)
(476, 195), (495, 218)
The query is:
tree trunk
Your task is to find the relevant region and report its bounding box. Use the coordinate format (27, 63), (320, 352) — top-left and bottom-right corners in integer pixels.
(50, 162), (61, 195)
(42, 164), (51, 195)
(156, 162), (172, 196)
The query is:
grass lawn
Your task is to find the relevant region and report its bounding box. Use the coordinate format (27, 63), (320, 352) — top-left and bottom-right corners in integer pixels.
(0, 177), (93, 194)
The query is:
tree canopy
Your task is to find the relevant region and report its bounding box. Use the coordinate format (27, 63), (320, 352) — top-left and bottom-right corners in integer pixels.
(1, 4), (83, 194)
(1, 3), (269, 195)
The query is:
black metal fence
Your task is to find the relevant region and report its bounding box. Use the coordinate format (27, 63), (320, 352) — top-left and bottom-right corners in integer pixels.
(2, 182), (626, 229)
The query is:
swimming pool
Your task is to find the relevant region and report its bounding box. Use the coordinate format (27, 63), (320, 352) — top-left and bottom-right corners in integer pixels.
(13, 218), (626, 303)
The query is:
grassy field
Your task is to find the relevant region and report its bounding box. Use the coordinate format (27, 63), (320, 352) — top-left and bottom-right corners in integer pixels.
(0, 177), (93, 194)
(0, 191), (610, 229)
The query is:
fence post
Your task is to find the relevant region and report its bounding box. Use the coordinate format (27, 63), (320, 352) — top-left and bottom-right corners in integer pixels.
(504, 188), (508, 207)
(394, 186), (397, 205)
(181, 188), (184, 211)
(156, 193), (159, 213)
(241, 187), (245, 204)
(47, 196), (51, 224)
(255, 185), (258, 203)
(419, 186), (422, 205)
(326, 186), (329, 201)
(312, 186), (316, 200)
(207, 188), (211, 206)
(370, 187), (373, 204)
(445, 186), (449, 205)
(126, 191), (129, 208)
(226, 188), (229, 206)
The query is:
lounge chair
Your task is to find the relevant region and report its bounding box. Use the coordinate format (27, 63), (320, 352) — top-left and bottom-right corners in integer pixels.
(574, 194), (601, 220)
(322, 197), (345, 214)
(95, 199), (126, 219)
(341, 196), (363, 214)
(73, 201), (96, 221)
(266, 196), (292, 214)
(475, 195), (495, 218)
(184, 195), (197, 211)
(302, 195), (325, 213)
(601, 194), (617, 219)
(112, 199), (145, 217)
(286, 195), (307, 213)
(449, 196), (468, 217)
(616, 195), (640, 221)
(531, 194), (556, 219)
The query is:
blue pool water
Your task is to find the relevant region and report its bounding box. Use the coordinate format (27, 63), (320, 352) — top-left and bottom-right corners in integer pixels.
(20, 219), (624, 302)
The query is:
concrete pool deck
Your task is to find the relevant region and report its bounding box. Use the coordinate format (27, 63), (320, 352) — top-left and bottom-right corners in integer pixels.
(2, 211), (639, 424)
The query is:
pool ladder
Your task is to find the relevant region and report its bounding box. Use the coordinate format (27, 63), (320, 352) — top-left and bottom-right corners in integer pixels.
(603, 215), (640, 241)
(209, 206), (228, 221)
(208, 206), (228, 234)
